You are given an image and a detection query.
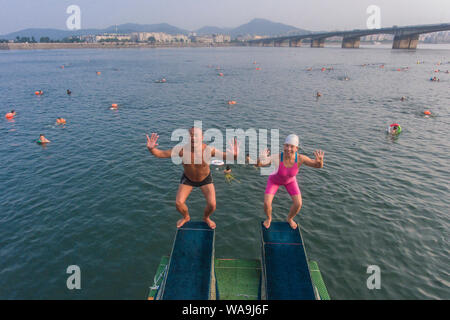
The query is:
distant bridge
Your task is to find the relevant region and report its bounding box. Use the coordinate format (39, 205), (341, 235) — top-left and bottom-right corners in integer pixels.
(247, 23), (450, 49)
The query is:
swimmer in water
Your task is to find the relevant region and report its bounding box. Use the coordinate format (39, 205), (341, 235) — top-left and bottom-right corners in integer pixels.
(316, 91), (322, 98)
(146, 127), (239, 229)
(256, 134), (324, 229)
(38, 134), (50, 144)
(67, 89), (71, 95)
(400, 96), (406, 101)
(388, 124), (402, 136)
(246, 152), (261, 169)
(5, 110), (16, 119)
(245, 153), (252, 164)
(223, 166), (241, 183)
(223, 165), (240, 184)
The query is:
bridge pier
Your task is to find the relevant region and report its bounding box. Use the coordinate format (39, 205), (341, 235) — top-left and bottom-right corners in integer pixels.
(311, 38), (325, 48)
(289, 39), (302, 47)
(342, 36), (360, 48)
(274, 40), (289, 47)
(392, 34), (419, 49)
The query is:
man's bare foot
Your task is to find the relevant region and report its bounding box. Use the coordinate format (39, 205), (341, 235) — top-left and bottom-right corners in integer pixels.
(204, 217), (216, 229)
(177, 216), (190, 228)
(263, 219), (271, 229)
(287, 218), (298, 229)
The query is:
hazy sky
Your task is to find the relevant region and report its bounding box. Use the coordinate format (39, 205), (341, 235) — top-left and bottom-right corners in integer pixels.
(1, 0), (449, 34)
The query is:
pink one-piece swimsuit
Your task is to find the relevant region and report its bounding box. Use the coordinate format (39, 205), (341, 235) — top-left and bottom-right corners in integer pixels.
(264, 152), (301, 196)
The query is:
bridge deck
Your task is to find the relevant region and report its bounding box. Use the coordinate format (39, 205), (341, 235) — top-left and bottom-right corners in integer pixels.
(248, 23), (450, 43)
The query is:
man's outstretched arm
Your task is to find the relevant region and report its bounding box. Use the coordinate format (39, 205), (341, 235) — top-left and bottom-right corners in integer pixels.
(146, 133), (172, 158)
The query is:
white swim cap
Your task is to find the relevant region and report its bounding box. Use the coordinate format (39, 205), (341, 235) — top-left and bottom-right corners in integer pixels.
(284, 134), (299, 147)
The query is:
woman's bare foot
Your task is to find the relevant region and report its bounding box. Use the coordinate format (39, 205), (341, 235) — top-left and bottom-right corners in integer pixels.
(287, 218), (298, 229)
(263, 219), (272, 229)
(204, 217), (216, 229)
(177, 216), (190, 228)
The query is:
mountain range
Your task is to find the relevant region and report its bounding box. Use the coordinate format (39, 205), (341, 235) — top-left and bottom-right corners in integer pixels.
(0, 18), (311, 40)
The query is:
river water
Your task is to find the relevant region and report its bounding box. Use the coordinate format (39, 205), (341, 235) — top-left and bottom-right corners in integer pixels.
(0, 44), (449, 299)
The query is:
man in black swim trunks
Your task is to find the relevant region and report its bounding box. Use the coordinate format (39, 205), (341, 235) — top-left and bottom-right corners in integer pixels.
(146, 127), (238, 229)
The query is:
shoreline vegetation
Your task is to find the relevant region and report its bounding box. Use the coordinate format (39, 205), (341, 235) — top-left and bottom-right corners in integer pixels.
(0, 42), (245, 50)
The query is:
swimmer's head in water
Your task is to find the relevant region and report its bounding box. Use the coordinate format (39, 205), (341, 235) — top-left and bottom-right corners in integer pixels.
(226, 165), (230, 170)
(189, 127), (203, 145)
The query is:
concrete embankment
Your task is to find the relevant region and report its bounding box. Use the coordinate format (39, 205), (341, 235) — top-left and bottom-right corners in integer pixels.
(0, 42), (245, 50)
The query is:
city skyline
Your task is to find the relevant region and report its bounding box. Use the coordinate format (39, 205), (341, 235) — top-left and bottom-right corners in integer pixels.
(1, 0), (450, 35)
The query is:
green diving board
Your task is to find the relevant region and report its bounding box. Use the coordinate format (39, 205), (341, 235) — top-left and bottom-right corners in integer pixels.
(156, 221), (216, 300)
(260, 221), (316, 300)
(214, 258), (261, 300)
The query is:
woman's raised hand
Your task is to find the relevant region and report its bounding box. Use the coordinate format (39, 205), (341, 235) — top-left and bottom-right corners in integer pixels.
(314, 149), (324, 162)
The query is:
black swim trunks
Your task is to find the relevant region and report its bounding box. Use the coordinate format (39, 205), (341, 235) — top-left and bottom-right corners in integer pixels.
(180, 172), (213, 187)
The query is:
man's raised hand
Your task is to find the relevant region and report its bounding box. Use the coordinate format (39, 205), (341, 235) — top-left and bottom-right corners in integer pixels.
(146, 133), (159, 150)
(226, 137), (240, 158)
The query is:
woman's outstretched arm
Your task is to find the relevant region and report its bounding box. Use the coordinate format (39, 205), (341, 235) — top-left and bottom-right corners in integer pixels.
(299, 150), (324, 168)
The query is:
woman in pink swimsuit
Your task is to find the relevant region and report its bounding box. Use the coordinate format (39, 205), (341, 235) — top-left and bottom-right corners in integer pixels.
(256, 134), (324, 229)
